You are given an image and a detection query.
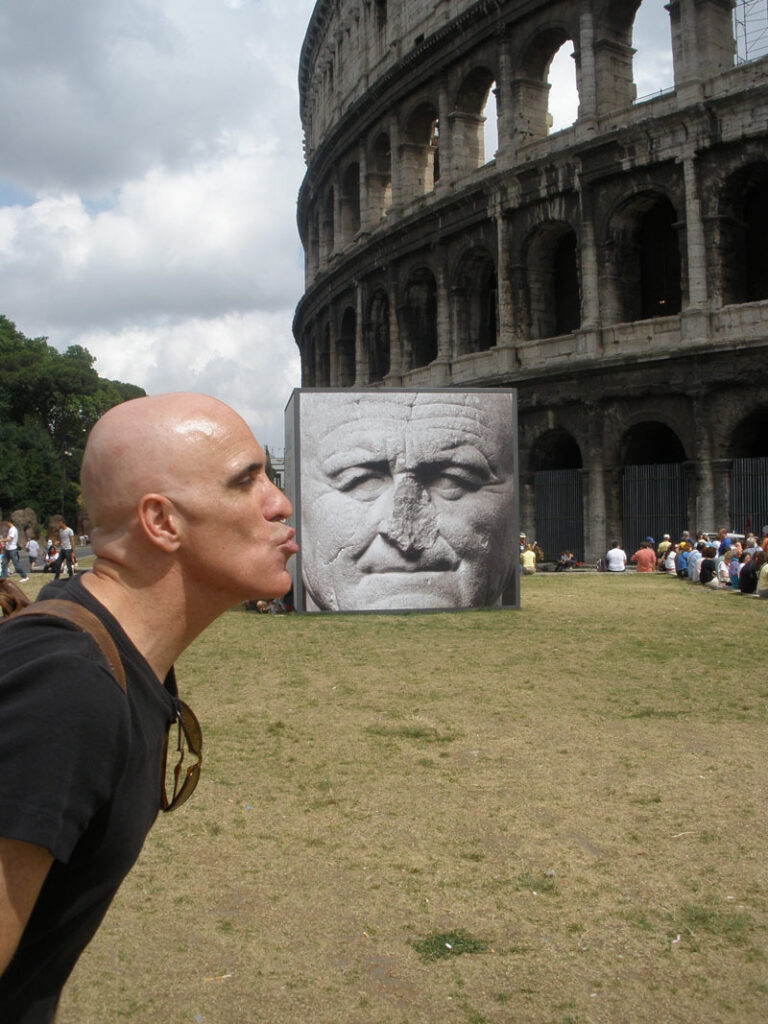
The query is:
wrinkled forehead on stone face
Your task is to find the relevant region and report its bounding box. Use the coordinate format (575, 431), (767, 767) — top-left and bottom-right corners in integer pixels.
(302, 391), (515, 476)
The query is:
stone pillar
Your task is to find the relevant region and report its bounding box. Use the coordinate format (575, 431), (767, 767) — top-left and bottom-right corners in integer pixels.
(327, 311), (337, 387)
(682, 153), (708, 310)
(691, 395), (715, 531)
(494, 194), (514, 347)
(576, 11), (598, 127)
(495, 36), (514, 171)
(594, 39), (635, 115)
(578, 186), (600, 328)
(508, 262), (529, 342)
(711, 459), (732, 530)
(358, 143), (370, 234)
(387, 271), (402, 382)
(449, 112), (485, 178)
(435, 261), (452, 370)
(436, 77), (452, 192)
(354, 282), (366, 385)
(582, 463), (607, 563)
(669, 0), (735, 100)
(389, 112), (403, 209)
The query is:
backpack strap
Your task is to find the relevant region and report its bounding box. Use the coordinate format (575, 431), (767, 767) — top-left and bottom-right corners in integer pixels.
(11, 599), (127, 694)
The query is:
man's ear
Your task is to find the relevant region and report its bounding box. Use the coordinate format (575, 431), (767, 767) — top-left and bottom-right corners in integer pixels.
(137, 494), (182, 552)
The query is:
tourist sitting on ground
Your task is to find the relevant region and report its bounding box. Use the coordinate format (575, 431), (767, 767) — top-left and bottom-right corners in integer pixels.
(757, 552), (768, 598)
(605, 542), (627, 572)
(717, 549), (734, 588)
(730, 551), (746, 589)
(42, 545), (58, 573)
(520, 544), (537, 576)
(675, 542), (691, 578)
(656, 534), (672, 567)
(699, 546), (718, 586)
(737, 550), (762, 594)
(631, 542), (656, 573)
(555, 550), (574, 572)
(687, 541), (705, 583)
(663, 543), (678, 575)
(743, 534), (760, 556)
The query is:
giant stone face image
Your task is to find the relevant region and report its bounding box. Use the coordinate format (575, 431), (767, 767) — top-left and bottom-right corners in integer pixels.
(288, 389), (518, 612)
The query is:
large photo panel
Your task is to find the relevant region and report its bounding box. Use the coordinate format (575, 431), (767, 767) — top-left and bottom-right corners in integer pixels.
(285, 388), (519, 613)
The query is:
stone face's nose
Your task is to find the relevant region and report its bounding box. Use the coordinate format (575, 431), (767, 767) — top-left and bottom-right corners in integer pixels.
(378, 474), (439, 555)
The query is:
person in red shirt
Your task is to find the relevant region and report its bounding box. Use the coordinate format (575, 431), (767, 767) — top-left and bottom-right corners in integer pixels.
(631, 542), (657, 572)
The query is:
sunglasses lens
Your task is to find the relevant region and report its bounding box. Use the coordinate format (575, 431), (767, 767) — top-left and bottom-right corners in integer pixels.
(161, 700), (203, 812)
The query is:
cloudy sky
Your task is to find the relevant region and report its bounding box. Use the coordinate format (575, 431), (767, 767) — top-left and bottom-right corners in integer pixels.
(0, 0), (675, 452)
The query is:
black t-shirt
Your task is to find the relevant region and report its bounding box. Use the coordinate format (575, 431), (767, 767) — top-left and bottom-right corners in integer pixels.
(0, 576), (177, 1024)
(739, 561), (758, 594)
(699, 558), (716, 584)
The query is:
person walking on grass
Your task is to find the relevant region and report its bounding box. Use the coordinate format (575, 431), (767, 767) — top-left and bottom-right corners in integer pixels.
(0, 521), (29, 584)
(0, 393), (297, 1024)
(52, 520), (75, 579)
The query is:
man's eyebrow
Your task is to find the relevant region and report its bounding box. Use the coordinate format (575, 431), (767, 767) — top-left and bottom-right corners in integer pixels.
(226, 461), (263, 486)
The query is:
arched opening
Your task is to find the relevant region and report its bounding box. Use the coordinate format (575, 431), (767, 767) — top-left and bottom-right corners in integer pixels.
(529, 428), (584, 560)
(719, 163), (768, 305)
(621, 421), (686, 464)
(453, 248), (498, 354)
(513, 28), (576, 144)
(729, 408), (768, 534)
(621, 421), (688, 554)
(608, 193), (682, 322)
(302, 331), (316, 387)
(403, 102), (439, 197)
(632, 0), (674, 101)
(402, 268), (438, 369)
(337, 307), (356, 386)
(340, 162), (360, 243)
(527, 223), (580, 338)
(368, 290), (390, 382)
(453, 67), (496, 173)
(547, 41), (579, 132)
(369, 133), (392, 222)
(483, 85), (498, 164)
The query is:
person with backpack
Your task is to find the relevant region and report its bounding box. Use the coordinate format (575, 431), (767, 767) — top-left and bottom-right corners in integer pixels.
(0, 392), (297, 1024)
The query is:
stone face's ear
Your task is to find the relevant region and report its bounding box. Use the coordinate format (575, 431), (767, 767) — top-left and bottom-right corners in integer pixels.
(136, 494), (182, 552)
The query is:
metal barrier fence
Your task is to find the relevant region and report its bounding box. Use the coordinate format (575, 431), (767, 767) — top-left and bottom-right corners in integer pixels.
(622, 463), (688, 558)
(533, 468), (584, 561)
(731, 457), (768, 535)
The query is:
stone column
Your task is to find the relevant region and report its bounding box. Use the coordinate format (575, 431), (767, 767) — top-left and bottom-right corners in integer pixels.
(578, 184), (600, 328)
(358, 142), (370, 234)
(435, 261), (452, 378)
(327, 310), (337, 387)
(389, 111), (403, 210)
(576, 11), (598, 127)
(354, 282), (366, 385)
(682, 153), (708, 310)
(436, 78), (452, 192)
(494, 193), (514, 347)
(387, 267), (402, 381)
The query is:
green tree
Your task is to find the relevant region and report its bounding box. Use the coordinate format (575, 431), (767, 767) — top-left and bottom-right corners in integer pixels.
(0, 315), (145, 524)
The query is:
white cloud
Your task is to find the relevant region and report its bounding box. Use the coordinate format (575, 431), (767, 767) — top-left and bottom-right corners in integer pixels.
(0, 0), (674, 451)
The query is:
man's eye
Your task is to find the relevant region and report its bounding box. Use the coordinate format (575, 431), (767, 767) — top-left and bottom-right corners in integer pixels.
(428, 469), (485, 499)
(334, 469), (389, 499)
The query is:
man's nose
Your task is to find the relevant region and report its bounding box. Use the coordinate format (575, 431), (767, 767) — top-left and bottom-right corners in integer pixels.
(378, 474), (438, 555)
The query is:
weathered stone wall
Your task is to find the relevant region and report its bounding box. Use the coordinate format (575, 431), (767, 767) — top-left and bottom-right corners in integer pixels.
(294, 0), (768, 560)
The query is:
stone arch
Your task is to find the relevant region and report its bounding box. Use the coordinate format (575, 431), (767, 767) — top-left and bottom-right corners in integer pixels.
(402, 100), (440, 196)
(452, 247), (498, 355)
(337, 306), (356, 386)
(452, 66), (496, 174)
(729, 407), (768, 459)
(631, 0), (674, 100)
(620, 420), (687, 464)
(528, 427), (583, 471)
(526, 221), (581, 338)
(367, 289), (390, 382)
(339, 161), (361, 243)
(719, 162), (768, 305)
(401, 266), (438, 369)
(606, 191), (682, 322)
(528, 427), (584, 560)
(512, 25), (576, 144)
(368, 132), (392, 222)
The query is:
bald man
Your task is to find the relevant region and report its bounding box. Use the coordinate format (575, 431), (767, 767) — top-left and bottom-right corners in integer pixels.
(0, 393), (296, 1023)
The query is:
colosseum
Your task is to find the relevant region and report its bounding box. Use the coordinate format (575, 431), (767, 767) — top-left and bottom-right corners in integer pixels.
(293, 0), (768, 562)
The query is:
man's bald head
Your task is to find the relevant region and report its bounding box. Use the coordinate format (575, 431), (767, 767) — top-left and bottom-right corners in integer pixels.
(81, 392), (250, 543)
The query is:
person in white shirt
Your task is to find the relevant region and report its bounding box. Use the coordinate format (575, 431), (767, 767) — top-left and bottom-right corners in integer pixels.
(53, 522), (75, 580)
(605, 542), (627, 572)
(0, 521), (30, 583)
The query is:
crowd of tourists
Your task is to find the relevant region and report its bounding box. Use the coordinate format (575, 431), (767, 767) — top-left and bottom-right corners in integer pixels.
(621, 527), (768, 597)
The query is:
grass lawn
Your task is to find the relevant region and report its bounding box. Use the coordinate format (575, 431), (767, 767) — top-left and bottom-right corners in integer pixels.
(47, 572), (767, 1024)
